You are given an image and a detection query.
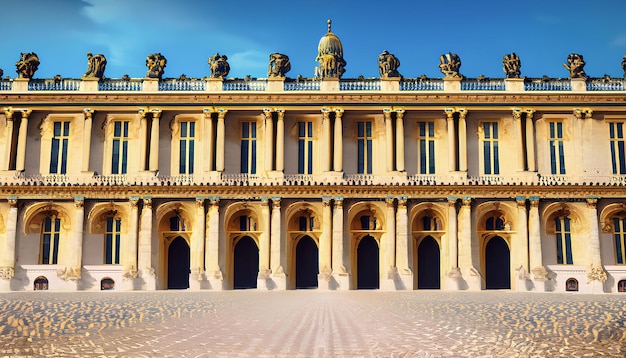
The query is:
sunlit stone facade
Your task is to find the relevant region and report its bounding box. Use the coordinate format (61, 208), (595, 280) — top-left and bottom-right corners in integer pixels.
(2, 27), (626, 293)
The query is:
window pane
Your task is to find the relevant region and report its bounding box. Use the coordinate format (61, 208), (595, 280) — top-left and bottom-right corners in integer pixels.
(428, 140), (435, 174)
(42, 233), (51, 264)
(63, 122), (70, 135)
(251, 140), (256, 174)
(114, 122), (121, 137)
(298, 140), (304, 174)
(112, 140), (120, 174)
(419, 140), (426, 174)
(298, 122), (305, 137)
(54, 122), (61, 136)
(358, 122), (364, 137)
(558, 141), (566, 174)
(241, 140), (248, 173)
(366, 139), (372, 174)
(357, 139), (364, 173)
(60, 138), (68, 174)
(307, 141), (313, 174)
(189, 141), (194, 174)
(115, 233), (121, 265)
(180, 141), (186, 173)
(493, 141), (500, 174)
(483, 142), (491, 174)
(181, 122), (187, 138)
(242, 122), (249, 138)
(121, 141), (128, 174)
(105, 233), (113, 264)
(50, 139), (59, 173)
(550, 141), (557, 174)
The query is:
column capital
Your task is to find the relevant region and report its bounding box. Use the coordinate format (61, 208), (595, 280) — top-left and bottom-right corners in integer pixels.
(444, 108), (455, 120)
(202, 107), (213, 118)
(74, 196), (85, 209)
(574, 108), (593, 119)
(512, 107), (523, 121)
(272, 196), (281, 208)
(529, 197), (540, 207)
(143, 196), (152, 208)
(7, 196), (18, 208)
(151, 108), (162, 118)
(586, 196), (599, 208)
(334, 107), (344, 115)
(3, 107), (13, 119)
(385, 196), (395, 206)
(447, 196), (458, 206)
(83, 108), (94, 119)
(129, 196), (140, 207)
(383, 108), (392, 120)
(397, 196), (408, 207)
(334, 196), (343, 209)
(138, 108), (148, 118)
(195, 196), (205, 208)
(457, 108), (467, 118)
(322, 196), (332, 206)
(516, 196), (527, 207)
(276, 109), (285, 119)
(208, 196), (220, 206)
(19, 109), (32, 118)
(395, 108), (405, 119)
(261, 197), (269, 206)
(524, 108), (536, 118)
(263, 107), (273, 116)
(461, 196), (472, 207)
(217, 108), (228, 119)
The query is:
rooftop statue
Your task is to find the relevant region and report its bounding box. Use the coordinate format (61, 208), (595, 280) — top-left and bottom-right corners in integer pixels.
(378, 50), (401, 78)
(622, 55), (626, 79)
(502, 53), (521, 78)
(268, 53), (291, 78)
(208, 53), (230, 79)
(15, 52), (40, 79)
(146, 53), (167, 79)
(82, 52), (107, 79)
(315, 20), (346, 79)
(563, 53), (586, 79)
(439, 53), (462, 79)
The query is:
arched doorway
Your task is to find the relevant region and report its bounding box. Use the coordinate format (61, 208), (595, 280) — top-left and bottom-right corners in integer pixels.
(417, 236), (440, 289)
(357, 235), (379, 289)
(485, 236), (510, 289)
(168, 237), (190, 289)
(34, 276), (48, 291)
(296, 236), (319, 289)
(234, 236), (259, 289)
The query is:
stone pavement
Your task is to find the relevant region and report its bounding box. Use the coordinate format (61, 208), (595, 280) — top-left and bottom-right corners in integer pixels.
(0, 290), (624, 357)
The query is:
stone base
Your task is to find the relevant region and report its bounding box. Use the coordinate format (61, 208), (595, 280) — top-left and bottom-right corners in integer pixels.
(188, 277), (203, 291)
(589, 280), (605, 294)
(206, 271), (224, 290)
(140, 271), (156, 291)
(446, 268), (464, 290)
(461, 267), (482, 291)
(330, 273), (350, 290)
(268, 275), (287, 290)
(395, 271), (413, 290)
(0, 279), (11, 292)
(531, 279), (547, 292)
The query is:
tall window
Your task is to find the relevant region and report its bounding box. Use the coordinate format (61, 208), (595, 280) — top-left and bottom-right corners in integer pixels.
(111, 121), (129, 174)
(357, 121), (373, 174)
(179, 121), (195, 174)
(40, 216), (60, 264)
(613, 217), (626, 264)
(482, 122), (500, 175)
(549, 122), (566, 174)
(418, 122), (435, 174)
(50, 121), (70, 174)
(241, 122), (257, 174)
(555, 216), (573, 264)
(609, 122), (626, 174)
(298, 122), (313, 174)
(104, 217), (121, 265)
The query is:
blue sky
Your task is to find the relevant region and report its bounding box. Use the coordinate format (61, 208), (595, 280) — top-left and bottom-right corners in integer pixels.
(2, 0), (626, 80)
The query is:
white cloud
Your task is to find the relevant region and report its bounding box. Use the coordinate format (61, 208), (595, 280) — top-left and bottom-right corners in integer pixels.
(611, 34), (626, 47)
(227, 50), (271, 78)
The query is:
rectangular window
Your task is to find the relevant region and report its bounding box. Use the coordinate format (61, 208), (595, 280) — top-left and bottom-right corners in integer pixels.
(549, 122), (566, 174)
(417, 122), (436, 174)
(482, 122), (500, 175)
(357, 121), (373, 174)
(241, 122), (257, 174)
(40, 217), (60, 264)
(111, 121), (129, 174)
(298, 122), (314, 174)
(609, 122), (626, 174)
(614, 218), (626, 264)
(555, 217), (573, 264)
(50, 121), (70, 174)
(105, 217), (121, 265)
(179, 121), (195, 174)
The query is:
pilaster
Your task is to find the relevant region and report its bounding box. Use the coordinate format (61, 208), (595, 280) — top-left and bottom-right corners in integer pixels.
(319, 196), (333, 289)
(331, 196), (348, 290)
(189, 197), (206, 290)
(270, 197), (286, 290)
(205, 196), (223, 290)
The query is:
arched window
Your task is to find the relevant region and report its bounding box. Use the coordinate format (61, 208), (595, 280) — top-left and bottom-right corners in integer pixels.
(612, 217), (626, 264)
(40, 216), (60, 264)
(101, 278), (115, 290)
(298, 215), (314, 231)
(555, 216), (573, 264)
(34, 276), (48, 290)
(566, 278), (578, 292)
(105, 217), (121, 265)
(486, 216), (505, 230)
(618, 280), (626, 292)
(422, 216), (440, 231)
(239, 215), (256, 231)
(360, 215), (376, 230)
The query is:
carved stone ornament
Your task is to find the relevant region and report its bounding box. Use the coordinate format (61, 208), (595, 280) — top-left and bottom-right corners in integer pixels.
(586, 265), (607, 283)
(563, 53), (586, 79)
(622, 55), (626, 79)
(82, 52), (107, 79)
(439, 53), (462, 79)
(15, 52), (40, 79)
(315, 20), (346, 79)
(502, 53), (521, 78)
(58, 266), (82, 281)
(378, 50), (401, 78)
(123, 265), (138, 279)
(208, 53), (230, 79)
(145, 53), (167, 79)
(268, 53), (291, 78)
(0, 266), (14, 280)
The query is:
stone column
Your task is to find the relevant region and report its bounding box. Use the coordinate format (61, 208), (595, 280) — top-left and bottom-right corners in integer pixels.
(275, 110), (285, 172)
(3, 108), (14, 170)
(528, 196), (546, 290)
(384, 109), (394, 172)
(0, 197), (18, 284)
(16, 109), (31, 172)
(458, 109), (467, 172)
(459, 197), (479, 290)
(205, 197), (223, 289)
(138, 197), (155, 290)
(321, 108), (331, 172)
(319, 196), (333, 285)
(333, 108), (344, 172)
(63, 196), (85, 285)
(149, 109), (161, 172)
(446, 196), (461, 289)
(190, 197), (206, 290)
(82, 109), (94, 173)
(587, 196), (607, 293)
(395, 109), (405, 172)
(516, 196), (530, 290)
(258, 197), (271, 287)
(139, 109), (148, 171)
(395, 196), (412, 289)
(263, 108), (274, 172)
(513, 109), (525, 171)
(445, 109), (457, 172)
(216, 109), (227, 172)
(270, 197), (285, 289)
(203, 109), (214, 172)
(386, 196), (396, 270)
(123, 197), (139, 287)
(332, 197), (348, 289)
(525, 109), (536, 172)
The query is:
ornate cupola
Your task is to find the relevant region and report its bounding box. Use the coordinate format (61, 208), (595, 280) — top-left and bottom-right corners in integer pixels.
(315, 19), (347, 79)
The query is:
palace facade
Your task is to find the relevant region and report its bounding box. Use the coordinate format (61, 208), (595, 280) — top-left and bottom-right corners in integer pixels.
(1, 24), (626, 293)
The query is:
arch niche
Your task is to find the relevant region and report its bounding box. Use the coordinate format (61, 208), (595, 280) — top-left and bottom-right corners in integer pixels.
(348, 203), (384, 290)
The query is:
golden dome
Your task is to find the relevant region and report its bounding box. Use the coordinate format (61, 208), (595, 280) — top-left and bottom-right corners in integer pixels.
(317, 20), (343, 58)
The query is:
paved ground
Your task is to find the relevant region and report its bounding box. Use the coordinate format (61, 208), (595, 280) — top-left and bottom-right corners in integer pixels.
(0, 290), (624, 357)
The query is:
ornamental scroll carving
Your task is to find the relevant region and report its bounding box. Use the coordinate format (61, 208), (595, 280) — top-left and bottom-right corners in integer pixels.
(15, 52), (40, 79)
(145, 53), (167, 79)
(268, 53), (291, 78)
(83, 52), (107, 79)
(208, 53), (230, 79)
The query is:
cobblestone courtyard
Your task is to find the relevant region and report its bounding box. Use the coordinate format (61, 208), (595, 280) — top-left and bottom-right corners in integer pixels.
(0, 290), (624, 357)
